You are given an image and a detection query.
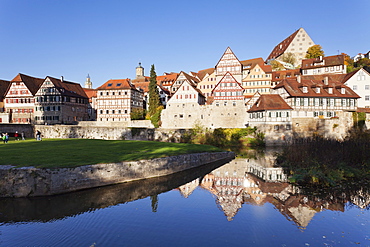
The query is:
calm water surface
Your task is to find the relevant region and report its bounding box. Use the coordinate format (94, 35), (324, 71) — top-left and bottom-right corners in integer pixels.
(0, 149), (369, 247)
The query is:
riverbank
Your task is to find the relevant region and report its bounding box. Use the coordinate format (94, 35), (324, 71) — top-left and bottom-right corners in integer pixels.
(0, 151), (235, 197)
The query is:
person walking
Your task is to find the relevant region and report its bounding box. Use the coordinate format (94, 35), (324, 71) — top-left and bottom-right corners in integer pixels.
(36, 130), (42, 141)
(4, 133), (9, 143)
(14, 131), (19, 141)
(21, 131), (25, 140)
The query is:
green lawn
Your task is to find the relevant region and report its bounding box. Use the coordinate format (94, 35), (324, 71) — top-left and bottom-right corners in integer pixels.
(0, 139), (223, 168)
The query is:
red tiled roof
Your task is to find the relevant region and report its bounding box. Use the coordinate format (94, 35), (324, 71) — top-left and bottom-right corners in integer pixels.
(240, 57), (265, 67)
(248, 94), (292, 112)
(357, 108), (370, 113)
(97, 79), (137, 90)
(272, 69), (301, 81)
(47, 77), (88, 98)
(196, 68), (215, 80)
(266, 29), (300, 61)
(83, 88), (97, 98)
(11, 73), (44, 95)
(157, 72), (179, 85)
(301, 55), (345, 69)
(273, 77), (360, 99)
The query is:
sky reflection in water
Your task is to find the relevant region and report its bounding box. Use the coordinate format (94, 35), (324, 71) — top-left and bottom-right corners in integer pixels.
(0, 149), (369, 247)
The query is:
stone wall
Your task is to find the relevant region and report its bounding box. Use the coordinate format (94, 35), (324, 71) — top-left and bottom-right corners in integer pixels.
(0, 124), (34, 139)
(0, 151), (235, 197)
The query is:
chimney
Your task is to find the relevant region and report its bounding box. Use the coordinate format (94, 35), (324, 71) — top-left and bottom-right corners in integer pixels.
(297, 75), (301, 83)
(324, 76), (329, 85)
(60, 76), (64, 82)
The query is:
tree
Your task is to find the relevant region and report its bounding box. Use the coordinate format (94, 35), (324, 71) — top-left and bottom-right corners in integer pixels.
(147, 64), (163, 127)
(355, 58), (370, 68)
(130, 108), (146, 120)
(281, 52), (297, 66)
(270, 60), (285, 71)
(342, 53), (355, 73)
(148, 64), (161, 116)
(305, 45), (325, 59)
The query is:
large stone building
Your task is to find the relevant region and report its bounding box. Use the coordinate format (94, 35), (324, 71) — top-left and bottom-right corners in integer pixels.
(266, 27), (315, 67)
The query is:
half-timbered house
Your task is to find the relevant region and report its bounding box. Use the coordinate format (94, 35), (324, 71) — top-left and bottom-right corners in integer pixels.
(301, 55), (347, 76)
(96, 79), (144, 122)
(215, 47), (242, 83)
(272, 75), (359, 119)
(34, 76), (89, 124)
(4, 73), (44, 123)
(241, 58), (273, 97)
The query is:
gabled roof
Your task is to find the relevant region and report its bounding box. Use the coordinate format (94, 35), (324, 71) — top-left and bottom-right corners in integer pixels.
(97, 79), (137, 91)
(47, 77), (88, 98)
(240, 57), (265, 68)
(0, 79), (11, 101)
(197, 68), (215, 81)
(272, 69), (301, 81)
(83, 88), (97, 98)
(180, 71), (200, 84)
(273, 77), (359, 99)
(175, 73), (205, 97)
(248, 94), (292, 112)
(301, 55), (345, 69)
(212, 72), (244, 93)
(241, 57), (272, 73)
(11, 73), (44, 95)
(157, 72), (179, 85)
(266, 28), (301, 62)
(215, 47), (242, 67)
(342, 68), (370, 84)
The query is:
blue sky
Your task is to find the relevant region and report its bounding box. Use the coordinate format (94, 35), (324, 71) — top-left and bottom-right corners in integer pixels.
(1, 0), (369, 87)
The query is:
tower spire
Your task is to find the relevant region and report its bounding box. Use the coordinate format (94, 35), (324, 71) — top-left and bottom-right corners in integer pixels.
(85, 74), (92, 89)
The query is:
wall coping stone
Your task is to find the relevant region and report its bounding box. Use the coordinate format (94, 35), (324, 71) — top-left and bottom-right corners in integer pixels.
(0, 151), (235, 198)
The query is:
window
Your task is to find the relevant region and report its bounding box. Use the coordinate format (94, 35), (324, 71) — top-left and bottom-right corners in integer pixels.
(179, 114), (183, 118)
(353, 85), (357, 90)
(366, 85), (370, 90)
(302, 87), (308, 93)
(365, 96), (370, 101)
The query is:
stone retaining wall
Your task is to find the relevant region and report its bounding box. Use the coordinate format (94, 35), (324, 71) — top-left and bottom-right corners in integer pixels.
(0, 151), (235, 198)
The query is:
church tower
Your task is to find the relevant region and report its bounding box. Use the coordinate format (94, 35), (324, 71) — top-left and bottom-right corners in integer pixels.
(136, 62), (144, 79)
(85, 74), (92, 89)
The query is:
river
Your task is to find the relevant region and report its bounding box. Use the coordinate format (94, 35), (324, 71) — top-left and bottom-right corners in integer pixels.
(0, 149), (369, 246)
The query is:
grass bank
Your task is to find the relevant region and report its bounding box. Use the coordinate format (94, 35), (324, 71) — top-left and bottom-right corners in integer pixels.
(276, 136), (370, 187)
(0, 139), (223, 168)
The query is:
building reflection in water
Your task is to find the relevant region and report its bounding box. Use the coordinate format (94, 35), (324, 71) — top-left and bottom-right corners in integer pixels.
(184, 149), (370, 229)
(0, 149), (368, 230)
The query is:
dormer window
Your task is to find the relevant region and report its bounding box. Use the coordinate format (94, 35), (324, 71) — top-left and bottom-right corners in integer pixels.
(316, 87), (320, 93)
(302, 87), (308, 93)
(107, 83), (113, 87)
(328, 88), (333, 94)
(341, 88), (346, 94)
